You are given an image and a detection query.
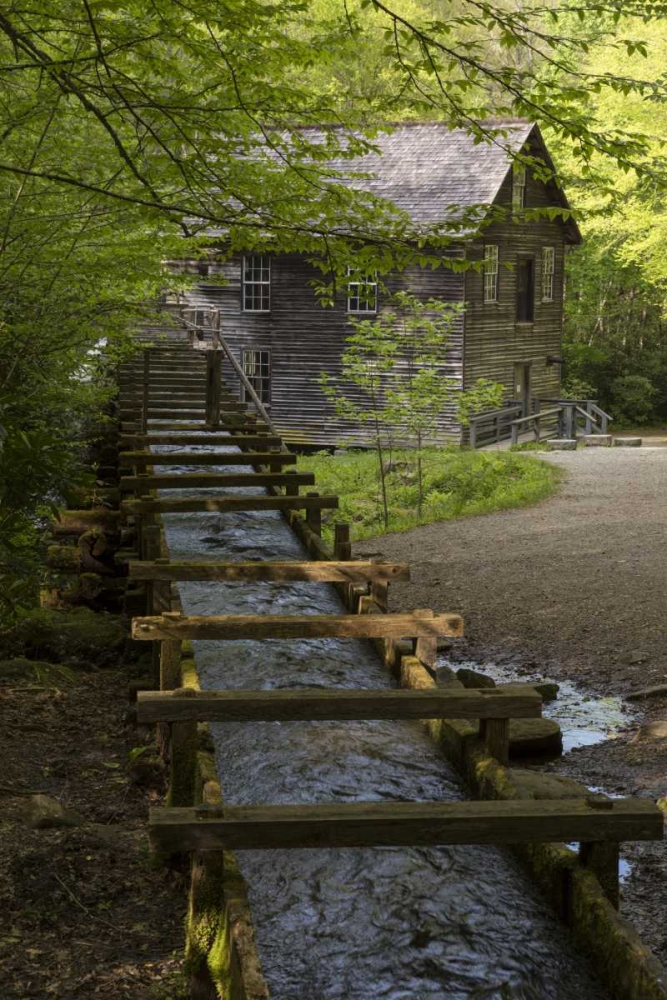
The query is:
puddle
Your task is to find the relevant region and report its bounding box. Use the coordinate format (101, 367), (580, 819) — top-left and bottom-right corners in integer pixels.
(443, 659), (634, 755)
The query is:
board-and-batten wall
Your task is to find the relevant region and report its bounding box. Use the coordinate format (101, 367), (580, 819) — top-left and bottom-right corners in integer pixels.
(463, 168), (566, 402)
(181, 252), (466, 447)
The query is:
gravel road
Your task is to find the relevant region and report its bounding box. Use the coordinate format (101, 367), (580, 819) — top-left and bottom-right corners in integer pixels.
(358, 446), (667, 695)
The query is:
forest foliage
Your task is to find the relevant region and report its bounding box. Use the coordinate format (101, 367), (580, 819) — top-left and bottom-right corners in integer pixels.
(2, 1), (667, 611)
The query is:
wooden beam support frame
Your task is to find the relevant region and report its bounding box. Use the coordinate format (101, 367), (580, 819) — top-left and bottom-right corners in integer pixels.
(131, 610), (463, 642)
(149, 798), (664, 853)
(122, 495), (339, 516)
(120, 472), (316, 493)
(119, 451), (296, 468)
(128, 559), (410, 584)
(136, 685), (542, 724)
(120, 434), (282, 448)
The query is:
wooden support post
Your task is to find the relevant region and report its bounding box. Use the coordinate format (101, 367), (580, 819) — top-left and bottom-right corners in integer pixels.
(142, 525), (162, 683)
(306, 492), (322, 536)
(205, 349), (223, 428)
(158, 613), (183, 757)
(580, 795), (621, 908)
(333, 523), (351, 561)
(187, 781), (226, 992)
(169, 707), (199, 809)
(479, 718), (510, 766)
(579, 840), (620, 909)
(152, 557), (172, 614)
(414, 610), (438, 673)
(141, 350), (150, 434)
(283, 469), (299, 498)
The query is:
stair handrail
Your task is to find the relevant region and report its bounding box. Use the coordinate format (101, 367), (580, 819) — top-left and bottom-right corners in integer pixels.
(178, 306), (286, 447)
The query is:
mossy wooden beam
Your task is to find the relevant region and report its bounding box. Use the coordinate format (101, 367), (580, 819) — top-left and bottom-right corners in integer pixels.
(120, 450), (294, 467)
(136, 685), (542, 724)
(120, 472), (315, 492)
(128, 559), (410, 583)
(121, 420), (271, 433)
(150, 798), (664, 853)
(120, 433), (281, 448)
(123, 494), (338, 516)
(131, 609), (463, 642)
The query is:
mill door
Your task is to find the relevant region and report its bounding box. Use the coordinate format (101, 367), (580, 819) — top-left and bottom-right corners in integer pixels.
(514, 362), (531, 416)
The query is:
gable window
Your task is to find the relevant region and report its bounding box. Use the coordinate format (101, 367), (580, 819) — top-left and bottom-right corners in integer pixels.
(542, 246), (555, 302)
(243, 255), (271, 312)
(242, 349), (271, 404)
(512, 165), (527, 210)
(516, 258), (535, 323)
(347, 269), (377, 313)
(483, 245), (499, 303)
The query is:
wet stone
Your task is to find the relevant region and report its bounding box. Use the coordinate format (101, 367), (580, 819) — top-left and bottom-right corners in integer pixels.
(456, 667), (496, 689)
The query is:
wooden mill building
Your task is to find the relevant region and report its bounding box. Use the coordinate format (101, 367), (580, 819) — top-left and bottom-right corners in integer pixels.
(172, 121), (582, 446)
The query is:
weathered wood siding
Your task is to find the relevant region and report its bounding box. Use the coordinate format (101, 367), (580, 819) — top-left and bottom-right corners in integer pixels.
(462, 165), (568, 404)
(180, 253), (465, 447)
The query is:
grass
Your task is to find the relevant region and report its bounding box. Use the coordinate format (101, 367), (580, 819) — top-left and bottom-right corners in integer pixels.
(298, 446), (562, 542)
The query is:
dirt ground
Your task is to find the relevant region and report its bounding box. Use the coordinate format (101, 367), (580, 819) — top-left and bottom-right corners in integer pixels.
(360, 444), (667, 963)
(0, 667), (188, 999)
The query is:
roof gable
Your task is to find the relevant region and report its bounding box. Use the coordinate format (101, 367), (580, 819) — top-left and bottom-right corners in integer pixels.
(297, 120), (581, 243)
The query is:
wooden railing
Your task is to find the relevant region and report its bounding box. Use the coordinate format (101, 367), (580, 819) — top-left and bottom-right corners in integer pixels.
(535, 398), (612, 439)
(509, 406), (563, 446)
(468, 403), (524, 448)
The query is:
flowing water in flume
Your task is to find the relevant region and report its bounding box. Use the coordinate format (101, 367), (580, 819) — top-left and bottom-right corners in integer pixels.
(153, 438), (606, 1000)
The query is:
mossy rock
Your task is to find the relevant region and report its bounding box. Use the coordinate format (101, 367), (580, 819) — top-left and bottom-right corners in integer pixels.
(510, 769), (588, 800)
(0, 607), (127, 668)
(456, 667), (496, 689)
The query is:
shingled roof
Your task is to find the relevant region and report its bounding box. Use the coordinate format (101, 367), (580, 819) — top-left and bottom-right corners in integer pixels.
(294, 120), (580, 242)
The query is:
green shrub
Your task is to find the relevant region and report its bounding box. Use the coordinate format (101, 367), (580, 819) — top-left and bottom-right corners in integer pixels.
(610, 375), (658, 425)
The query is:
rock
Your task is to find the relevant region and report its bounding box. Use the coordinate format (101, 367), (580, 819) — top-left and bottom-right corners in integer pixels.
(613, 437), (642, 447)
(582, 434), (612, 447)
(21, 794), (85, 830)
(509, 719), (563, 758)
(546, 439), (577, 451)
(633, 721), (667, 741)
(433, 664), (462, 688)
(533, 681), (559, 703)
(456, 667), (496, 689)
(510, 770), (589, 800)
(622, 650), (650, 665)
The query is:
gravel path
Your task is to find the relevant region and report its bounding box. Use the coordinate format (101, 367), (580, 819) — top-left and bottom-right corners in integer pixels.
(358, 446), (667, 695)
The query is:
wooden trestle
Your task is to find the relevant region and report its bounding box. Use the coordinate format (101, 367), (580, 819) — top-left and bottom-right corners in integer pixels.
(118, 343), (663, 931)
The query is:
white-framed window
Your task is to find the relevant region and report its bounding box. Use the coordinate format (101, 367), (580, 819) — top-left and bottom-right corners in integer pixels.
(347, 269), (377, 313)
(242, 349), (271, 404)
(242, 255), (271, 312)
(483, 245), (499, 303)
(542, 246), (555, 302)
(512, 165), (527, 210)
